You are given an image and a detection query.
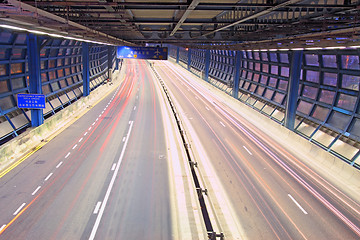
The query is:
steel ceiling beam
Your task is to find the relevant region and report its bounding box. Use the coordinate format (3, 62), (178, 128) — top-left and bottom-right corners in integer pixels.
(170, 0), (201, 37)
(202, 0), (305, 37)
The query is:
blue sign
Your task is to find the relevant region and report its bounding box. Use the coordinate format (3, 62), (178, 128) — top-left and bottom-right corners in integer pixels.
(17, 93), (46, 109)
(117, 46), (168, 60)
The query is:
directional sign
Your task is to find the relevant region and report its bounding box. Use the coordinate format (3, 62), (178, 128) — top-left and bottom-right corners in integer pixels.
(17, 93), (46, 109)
(117, 46), (168, 60)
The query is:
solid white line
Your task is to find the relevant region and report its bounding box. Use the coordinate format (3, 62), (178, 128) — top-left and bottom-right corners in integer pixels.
(13, 203), (26, 215)
(111, 163), (116, 171)
(220, 121), (226, 127)
(79, 137), (83, 143)
(93, 202), (102, 214)
(288, 194), (308, 215)
(122, 137), (126, 142)
(0, 225), (6, 232)
(205, 106), (210, 111)
(84, 132), (88, 136)
(31, 186), (41, 196)
(243, 146), (253, 155)
(133, 106), (136, 110)
(89, 121), (134, 240)
(44, 173), (53, 181)
(65, 152), (70, 159)
(72, 144), (78, 150)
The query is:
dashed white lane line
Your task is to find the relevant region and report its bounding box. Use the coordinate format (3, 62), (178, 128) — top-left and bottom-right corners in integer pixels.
(93, 202), (102, 214)
(101, 111), (104, 114)
(88, 127), (92, 131)
(31, 186), (41, 196)
(288, 194), (308, 215)
(79, 137), (83, 143)
(220, 121), (226, 127)
(205, 106), (210, 111)
(111, 163), (116, 171)
(65, 152), (70, 159)
(92, 122), (95, 126)
(84, 132), (88, 136)
(133, 106), (136, 110)
(44, 173), (53, 181)
(13, 203), (26, 215)
(89, 121), (134, 240)
(122, 137), (126, 142)
(0, 225), (6, 232)
(96, 118), (99, 122)
(99, 114), (102, 117)
(243, 146), (253, 155)
(56, 161), (63, 169)
(72, 144), (78, 150)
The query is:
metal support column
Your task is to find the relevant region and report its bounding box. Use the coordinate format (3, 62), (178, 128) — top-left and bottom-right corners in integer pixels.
(187, 48), (191, 71)
(176, 47), (180, 63)
(115, 58), (119, 71)
(285, 50), (303, 130)
(108, 46), (113, 82)
(232, 51), (242, 99)
(82, 42), (90, 96)
(27, 34), (43, 127)
(204, 49), (210, 82)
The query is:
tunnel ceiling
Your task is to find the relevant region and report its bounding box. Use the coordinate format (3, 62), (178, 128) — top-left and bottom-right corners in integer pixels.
(1, 0), (360, 50)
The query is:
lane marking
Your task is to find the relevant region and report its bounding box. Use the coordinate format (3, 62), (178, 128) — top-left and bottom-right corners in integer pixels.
(96, 118), (99, 122)
(88, 127), (92, 131)
(288, 194), (308, 215)
(84, 132), (88, 136)
(98, 114), (102, 118)
(65, 152), (70, 159)
(72, 144), (78, 150)
(92, 122), (95, 126)
(133, 106), (136, 110)
(101, 111), (104, 114)
(128, 121), (131, 124)
(111, 163), (116, 171)
(89, 121), (134, 240)
(44, 173), (53, 181)
(93, 202), (102, 214)
(243, 146), (253, 155)
(220, 121), (226, 127)
(205, 106), (210, 111)
(0, 225), (5, 232)
(122, 137), (126, 142)
(31, 186), (41, 196)
(13, 203), (26, 215)
(79, 137), (83, 143)
(56, 161), (63, 168)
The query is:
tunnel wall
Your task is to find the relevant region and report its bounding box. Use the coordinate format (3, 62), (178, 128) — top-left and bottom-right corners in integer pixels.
(169, 46), (360, 167)
(0, 29), (118, 144)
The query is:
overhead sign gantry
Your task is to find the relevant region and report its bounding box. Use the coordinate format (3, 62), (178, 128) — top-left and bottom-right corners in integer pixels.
(117, 46), (168, 60)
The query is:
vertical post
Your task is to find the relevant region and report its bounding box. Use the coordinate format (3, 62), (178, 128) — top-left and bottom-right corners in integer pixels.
(176, 47), (180, 63)
(187, 48), (191, 71)
(115, 58), (119, 71)
(232, 51), (242, 99)
(107, 46), (112, 82)
(285, 50), (303, 130)
(27, 33), (43, 127)
(204, 49), (210, 82)
(82, 42), (90, 96)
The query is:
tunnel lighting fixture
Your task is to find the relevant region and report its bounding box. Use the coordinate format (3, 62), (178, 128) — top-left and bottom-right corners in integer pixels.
(0, 24), (113, 46)
(325, 46), (346, 49)
(305, 47), (323, 50)
(290, 48), (304, 51)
